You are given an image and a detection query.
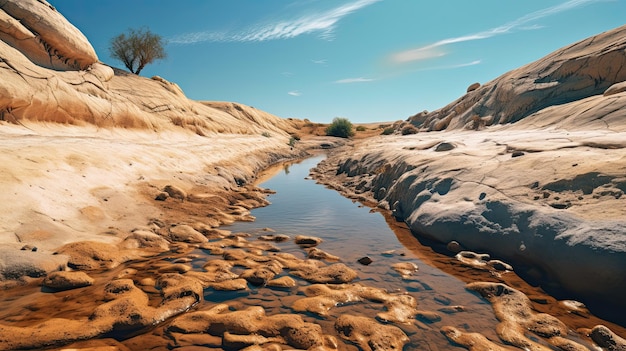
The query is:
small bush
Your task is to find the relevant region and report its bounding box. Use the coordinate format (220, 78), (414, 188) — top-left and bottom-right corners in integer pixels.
(325, 117), (354, 138)
(381, 127), (395, 135)
(356, 125), (367, 132)
(261, 132), (272, 138)
(401, 125), (418, 135)
(288, 137), (298, 147)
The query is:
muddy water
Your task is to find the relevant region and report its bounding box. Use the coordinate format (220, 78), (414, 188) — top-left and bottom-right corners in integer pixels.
(0, 155), (624, 350)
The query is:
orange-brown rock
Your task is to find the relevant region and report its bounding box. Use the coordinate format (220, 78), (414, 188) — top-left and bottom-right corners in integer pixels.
(290, 262), (357, 284)
(441, 326), (513, 351)
(590, 325), (626, 351)
(334, 314), (409, 350)
(467, 282), (591, 351)
(0, 278), (200, 349)
(42, 270), (94, 290)
(167, 304), (337, 350)
(294, 235), (323, 248)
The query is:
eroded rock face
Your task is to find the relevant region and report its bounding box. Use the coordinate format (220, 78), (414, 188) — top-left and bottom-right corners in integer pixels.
(0, 0), (297, 135)
(311, 126), (626, 317)
(407, 24), (626, 131)
(0, 0), (97, 70)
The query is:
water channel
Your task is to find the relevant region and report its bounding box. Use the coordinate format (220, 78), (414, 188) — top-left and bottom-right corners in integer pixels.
(213, 154), (600, 350)
(0, 154), (619, 350)
(220, 154), (504, 348)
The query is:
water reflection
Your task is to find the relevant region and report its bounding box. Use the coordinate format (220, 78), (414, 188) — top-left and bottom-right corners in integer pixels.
(224, 155), (507, 348)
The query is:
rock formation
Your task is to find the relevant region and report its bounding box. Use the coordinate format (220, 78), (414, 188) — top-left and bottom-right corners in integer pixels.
(311, 24), (626, 323)
(2, 2), (626, 350)
(0, 0), (296, 135)
(0, 0), (97, 70)
(0, 0), (307, 286)
(407, 24), (626, 131)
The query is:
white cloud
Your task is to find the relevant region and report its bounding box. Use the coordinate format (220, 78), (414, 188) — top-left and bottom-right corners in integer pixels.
(168, 0), (380, 44)
(453, 60), (482, 68)
(390, 0), (603, 63)
(391, 46), (446, 64)
(312, 59), (328, 64)
(288, 91), (302, 96)
(428, 60), (482, 71)
(334, 77), (375, 83)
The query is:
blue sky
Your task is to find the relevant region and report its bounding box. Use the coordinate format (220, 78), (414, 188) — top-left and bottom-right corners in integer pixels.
(50, 0), (624, 123)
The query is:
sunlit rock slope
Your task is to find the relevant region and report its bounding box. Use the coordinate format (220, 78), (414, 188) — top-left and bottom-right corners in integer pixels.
(407, 25), (626, 131)
(0, 0), (303, 281)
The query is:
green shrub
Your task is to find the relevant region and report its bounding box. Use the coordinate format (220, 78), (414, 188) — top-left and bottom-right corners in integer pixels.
(325, 117), (354, 138)
(288, 137), (297, 147)
(261, 131), (272, 138)
(381, 127), (395, 135)
(356, 125), (367, 132)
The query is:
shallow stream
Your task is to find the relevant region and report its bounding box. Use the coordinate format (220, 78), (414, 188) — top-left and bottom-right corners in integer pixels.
(0, 154), (623, 350)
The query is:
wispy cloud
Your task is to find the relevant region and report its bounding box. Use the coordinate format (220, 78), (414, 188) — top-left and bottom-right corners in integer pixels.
(312, 59), (328, 64)
(334, 77), (375, 84)
(423, 60), (482, 71)
(391, 0), (603, 63)
(288, 91), (302, 96)
(168, 0), (381, 44)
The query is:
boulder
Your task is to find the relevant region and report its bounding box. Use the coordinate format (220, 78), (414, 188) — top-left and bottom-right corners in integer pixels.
(169, 224), (208, 243)
(0, 0), (98, 70)
(590, 325), (626, 351)
(290, 263), (357, 284)
(0, 248), (67, 280)
(167, 304), (334, 350)
(294, 235), (323, 248)
(604, 81), (626, 97)
(54, 241), (126, 270)
(466, 82), (480, 92)
(163, 185), (186, 200)
(334, 314), (409, 350)
(42, 270), (94, 290)
(120, 230), (170, 251)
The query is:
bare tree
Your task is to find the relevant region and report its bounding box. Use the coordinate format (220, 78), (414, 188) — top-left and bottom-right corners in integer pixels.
(109, 28), (166, 75)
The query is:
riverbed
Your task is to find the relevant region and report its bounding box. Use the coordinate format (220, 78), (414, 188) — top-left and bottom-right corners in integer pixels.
(0, 154), (623, 350)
